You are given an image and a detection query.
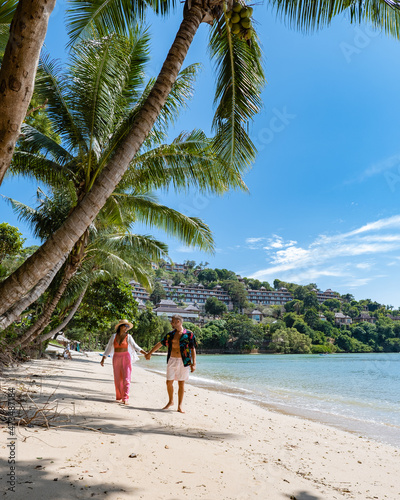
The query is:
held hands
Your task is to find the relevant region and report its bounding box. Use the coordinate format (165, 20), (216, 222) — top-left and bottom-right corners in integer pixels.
(144, 352), (151, 361)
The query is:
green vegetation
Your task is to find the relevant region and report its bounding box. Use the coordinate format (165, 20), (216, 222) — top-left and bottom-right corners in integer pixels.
(4, 250), (400, 355)
(0, 223), (25, 265)
(129, 261), (400, 354)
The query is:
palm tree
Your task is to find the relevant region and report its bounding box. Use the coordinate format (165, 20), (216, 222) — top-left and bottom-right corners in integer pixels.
(2, 0), (400, 315)
(5, 181), (214, 346)
(3, 0), (400, 183)
(0, 0), (175, 183)
(0, 0), (56, 182)
(0, 28), (244, 321)
(0, 1), (264, 313)
(1, 29), (247, 339)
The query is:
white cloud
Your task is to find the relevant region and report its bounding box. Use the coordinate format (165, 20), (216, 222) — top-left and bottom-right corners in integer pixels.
(348, 153), (400, 183)
(249, 214), (400, 291)
(245, 237), (266, 250)
(342, 278), (373, 288)
(175, 246), (197, 253)
(280, 266), (349, 284)
(355, 262), (372, 270)
(246, 237), (265, 244)
(263, 234), (297, 251)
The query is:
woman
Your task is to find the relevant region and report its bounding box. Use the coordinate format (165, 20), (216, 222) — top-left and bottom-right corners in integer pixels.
(100, 319), (147, 404)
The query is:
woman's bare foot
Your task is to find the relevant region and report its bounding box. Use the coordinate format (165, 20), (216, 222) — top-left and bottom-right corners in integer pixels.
(177, 407), (185, 414)
(162, 401), (174, 410)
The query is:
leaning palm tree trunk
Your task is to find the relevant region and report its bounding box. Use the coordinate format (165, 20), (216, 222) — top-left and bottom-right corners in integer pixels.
(0, 258), (64, 330)
(0, 0), (56, 184)
(37, 286), (87, 344)
(17, 260), (81, 347)
(0, 3), (205, 316)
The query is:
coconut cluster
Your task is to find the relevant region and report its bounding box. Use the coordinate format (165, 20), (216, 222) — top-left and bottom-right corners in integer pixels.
(226, 2), (253, 41)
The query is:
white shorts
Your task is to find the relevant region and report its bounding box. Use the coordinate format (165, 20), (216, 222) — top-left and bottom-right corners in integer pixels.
(166, 357), (190, 381)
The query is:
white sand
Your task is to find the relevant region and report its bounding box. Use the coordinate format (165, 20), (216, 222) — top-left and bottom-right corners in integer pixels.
(1, 354), (399, 500)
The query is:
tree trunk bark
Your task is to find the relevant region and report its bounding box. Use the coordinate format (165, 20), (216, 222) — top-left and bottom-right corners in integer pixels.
(0, 0), (56, 184)
(0, 258), (64, 331)
(0, 4), (204, 316)
(37, 286), (87, 343)
(17, 260), (79, 347)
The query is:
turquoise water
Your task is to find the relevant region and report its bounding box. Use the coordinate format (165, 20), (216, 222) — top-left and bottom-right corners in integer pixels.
(142, 353), (400, 447)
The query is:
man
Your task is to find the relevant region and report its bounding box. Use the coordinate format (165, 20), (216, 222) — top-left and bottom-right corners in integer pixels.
(147, 314), (197, 413)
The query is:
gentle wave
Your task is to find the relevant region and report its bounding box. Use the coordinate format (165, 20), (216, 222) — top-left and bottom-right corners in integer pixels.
(140, 353), (400, 446)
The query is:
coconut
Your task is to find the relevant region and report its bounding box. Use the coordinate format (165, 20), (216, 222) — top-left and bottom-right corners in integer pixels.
(231, 13), (241, 24)
(247, 6), (253, 17)
(226, 10), (232, 19)
(232, 3), (242, 13)
(231, 23), (241, 34)
(240, 7), (250, 17)
(241, 18), (251, 29)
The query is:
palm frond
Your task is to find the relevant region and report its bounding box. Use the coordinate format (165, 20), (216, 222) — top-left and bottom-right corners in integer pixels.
(209, 14), (265, 172)
(18, 124), (73, 163)
(269, 0), (400, 38)
(122, 129), (248, 194)
(66, 0), (176, 46)
(3, 189), (75, 240)
(36, 53), (88, 156)
(153, 64), (201, 135)
(2, 197), (41, 236)
(68, 28), (150, 172)
(109, 193), (215, 252)
(114, 27), (151, 108)
(0, 0), (17, 51)
(56, 272), (91, 309)
(268, 0), (349, 32)
(0, 0), (17, 24)
(348, 0), (400, 38)
(13, 123), (78, 186)
(82, 230), (165, 288)
(98, 64), (201, 173)
(10, 150), (75, 190)
(98, 191), (157, 227)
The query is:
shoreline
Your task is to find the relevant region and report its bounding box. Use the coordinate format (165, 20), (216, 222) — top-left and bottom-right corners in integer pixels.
(1, 354), (399, 499)
(144, 364), (400, 450)
(142, 353), (400, 449)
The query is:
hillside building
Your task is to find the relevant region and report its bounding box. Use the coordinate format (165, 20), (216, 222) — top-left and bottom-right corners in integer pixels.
(129, 269), (342, 312)
(153, 299), (200, 321)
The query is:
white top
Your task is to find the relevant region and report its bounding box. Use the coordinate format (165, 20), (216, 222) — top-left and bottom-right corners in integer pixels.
(103, 334), (143, 364)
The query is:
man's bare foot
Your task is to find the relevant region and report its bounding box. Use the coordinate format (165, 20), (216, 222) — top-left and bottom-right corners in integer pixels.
(162, 401), (174, 410)
(177, 407), (185, 414)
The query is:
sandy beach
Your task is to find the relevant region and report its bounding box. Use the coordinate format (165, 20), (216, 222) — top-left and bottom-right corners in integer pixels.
(1, 353), (399, 500)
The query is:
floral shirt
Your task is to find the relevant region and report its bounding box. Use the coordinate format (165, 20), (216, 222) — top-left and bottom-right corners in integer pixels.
(160, 329), (197, 367)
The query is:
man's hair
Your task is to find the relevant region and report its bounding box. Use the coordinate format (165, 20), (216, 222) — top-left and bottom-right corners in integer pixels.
(171, 314), (183, 322)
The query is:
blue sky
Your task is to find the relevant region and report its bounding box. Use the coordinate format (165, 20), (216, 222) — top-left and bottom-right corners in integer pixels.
(2, 3), (400, 307)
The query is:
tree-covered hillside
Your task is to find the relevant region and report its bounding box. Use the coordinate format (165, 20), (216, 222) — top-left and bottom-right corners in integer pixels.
(148, 261), (400, 354)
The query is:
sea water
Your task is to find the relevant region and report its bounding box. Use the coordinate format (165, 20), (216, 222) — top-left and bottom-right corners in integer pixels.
(142, 353), (400, 447)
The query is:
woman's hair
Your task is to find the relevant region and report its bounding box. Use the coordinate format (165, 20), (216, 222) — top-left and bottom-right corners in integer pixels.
(116, 325), (124, 334)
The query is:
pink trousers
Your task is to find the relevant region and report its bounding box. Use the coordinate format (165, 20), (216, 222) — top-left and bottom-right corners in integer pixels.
(112, 351), (132, 401)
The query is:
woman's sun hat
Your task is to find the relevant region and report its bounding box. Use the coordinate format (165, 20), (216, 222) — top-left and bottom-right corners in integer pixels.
(115, 319), (133, 331)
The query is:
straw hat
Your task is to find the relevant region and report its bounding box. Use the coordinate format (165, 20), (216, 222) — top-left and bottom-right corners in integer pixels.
(115, 319), (133, 331)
